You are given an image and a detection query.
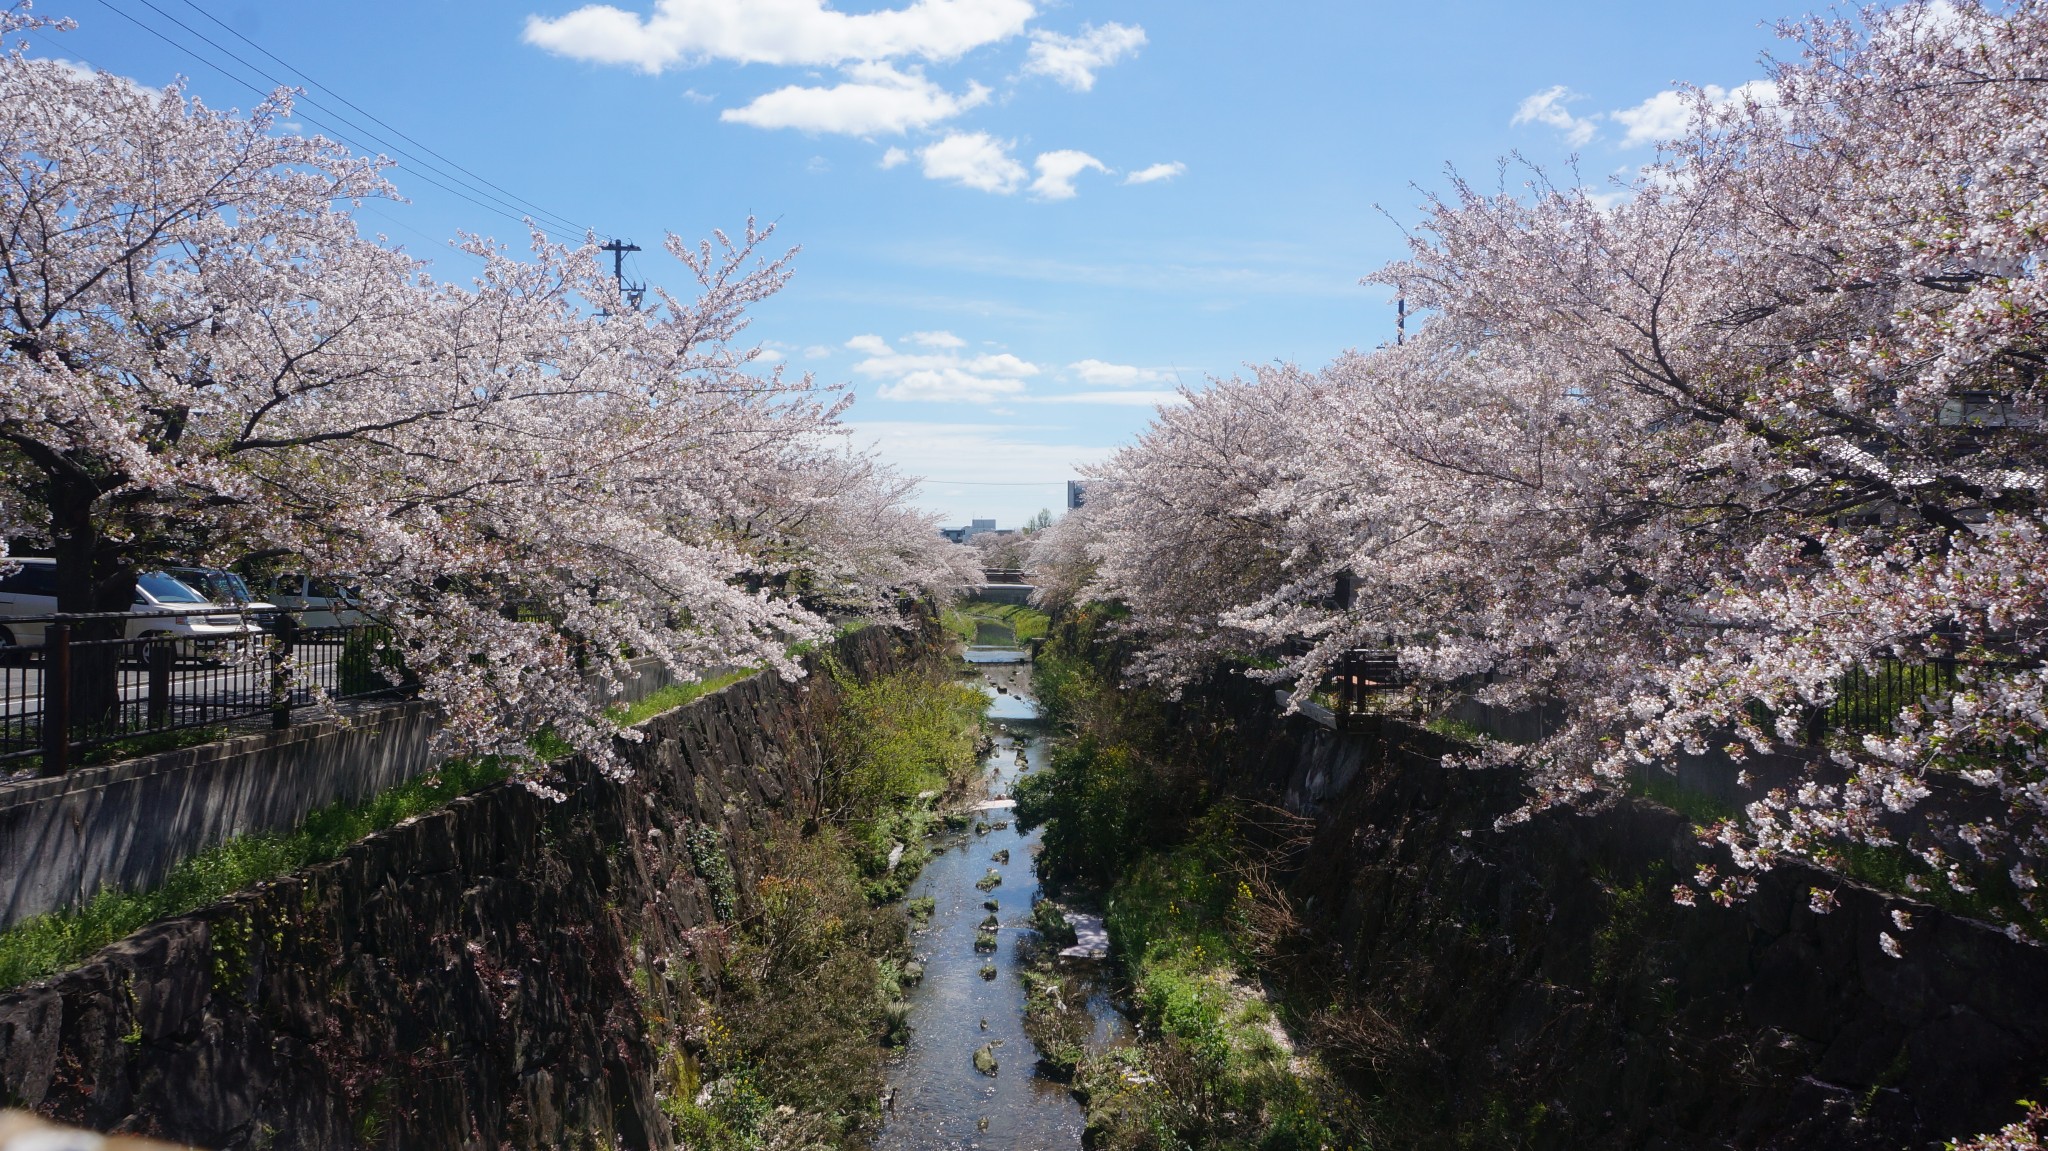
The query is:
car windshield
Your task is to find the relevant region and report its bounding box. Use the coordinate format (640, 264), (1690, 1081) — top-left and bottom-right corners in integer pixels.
(179, 569), (254, 602)
(136, 572), (207, 604)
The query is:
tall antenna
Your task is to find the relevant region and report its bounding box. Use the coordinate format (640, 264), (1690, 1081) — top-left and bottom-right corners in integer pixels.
(1396, 286), (1406, 346)
(599, 238), (645, 310)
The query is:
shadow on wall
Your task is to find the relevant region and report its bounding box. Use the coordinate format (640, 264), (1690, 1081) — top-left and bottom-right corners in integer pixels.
(1255, 704), (2048, 1150)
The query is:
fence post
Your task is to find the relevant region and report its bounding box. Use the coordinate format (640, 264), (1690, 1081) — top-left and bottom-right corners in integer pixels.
(270, 614), (297, 730)
(146, 637), (173, 728)
(41, 623), (70, 775)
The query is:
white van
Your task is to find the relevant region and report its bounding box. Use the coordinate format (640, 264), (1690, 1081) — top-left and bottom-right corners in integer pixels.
(263, 573), (367, 629)
(0, 559), (262, 652)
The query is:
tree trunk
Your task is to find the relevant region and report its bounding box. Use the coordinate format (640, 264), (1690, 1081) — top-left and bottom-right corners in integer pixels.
(48, 471), (134, 756)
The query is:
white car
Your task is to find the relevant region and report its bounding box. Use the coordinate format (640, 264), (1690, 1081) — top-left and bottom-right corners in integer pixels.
(0, 559), (263, 652)
(262, 573), (367, 629)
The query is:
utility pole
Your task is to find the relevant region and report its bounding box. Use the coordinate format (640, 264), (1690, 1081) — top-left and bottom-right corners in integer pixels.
(1396, 286), (1406, 346)
(599, 238), (645, 311)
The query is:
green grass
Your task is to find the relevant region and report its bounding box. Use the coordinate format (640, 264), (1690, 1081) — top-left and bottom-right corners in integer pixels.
(1084, 810), (1357, 1151)
(608, 668), (758, 727)
(608, 622), (876, 728)
(942, 601), (1050, 645)
(0, 756), (511, 991)
(1626, 770), (1740, 828)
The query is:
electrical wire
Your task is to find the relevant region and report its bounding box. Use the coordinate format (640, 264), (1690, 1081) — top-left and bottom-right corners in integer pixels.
(85, 0), (592, 239)
(169, 0), (594, 238)
(110, 0), (587, 236)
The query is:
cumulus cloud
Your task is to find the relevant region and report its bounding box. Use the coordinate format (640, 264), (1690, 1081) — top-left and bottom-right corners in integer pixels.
(1512, 85), (1597, 147)
(918, 131), (1027, 194)
(1068, 358), (1172, 386)
(1123, 161), (1184, 185)
(1610, 81), (1779, 147)
(524, 0), (1034, 73)
(880, 146), (910, 168)
(1030, 150), (1107, 200)
(1022, 21), (1145, 91)
(848, 333), (1040, 403)
(721, 62), (988, 135)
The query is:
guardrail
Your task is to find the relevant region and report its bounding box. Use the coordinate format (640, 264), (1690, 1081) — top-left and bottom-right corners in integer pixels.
(0, 610), (408, 774)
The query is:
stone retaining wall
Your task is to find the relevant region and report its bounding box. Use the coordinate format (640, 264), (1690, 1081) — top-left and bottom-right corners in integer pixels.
(1226, 701), (2048, 1150)
(0, 623), (928, 1150)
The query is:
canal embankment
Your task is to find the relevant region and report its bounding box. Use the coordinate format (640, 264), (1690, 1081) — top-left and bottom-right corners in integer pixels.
(0, 622), (959, 1150)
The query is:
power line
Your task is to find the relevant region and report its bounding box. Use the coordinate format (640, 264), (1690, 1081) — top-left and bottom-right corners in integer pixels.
(112, 0), (588, 236)
(84, 0), (592, 239)
(170, 0), (594, 238)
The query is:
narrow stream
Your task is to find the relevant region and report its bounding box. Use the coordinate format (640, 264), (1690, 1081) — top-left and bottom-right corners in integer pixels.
(875, 642), (1125, 1150)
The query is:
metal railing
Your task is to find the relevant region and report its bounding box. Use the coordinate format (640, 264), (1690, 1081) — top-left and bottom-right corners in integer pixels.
(1808, 657), (1965, 741)
(0, 609), (409, 774)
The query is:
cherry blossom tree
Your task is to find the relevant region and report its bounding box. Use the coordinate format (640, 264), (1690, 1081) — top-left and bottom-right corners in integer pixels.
(1072, 0), (2048, 932)
(0, 4), (975, 783)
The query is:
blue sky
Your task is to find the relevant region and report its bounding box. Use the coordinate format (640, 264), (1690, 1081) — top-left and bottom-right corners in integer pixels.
(33, 0), (1804, 527)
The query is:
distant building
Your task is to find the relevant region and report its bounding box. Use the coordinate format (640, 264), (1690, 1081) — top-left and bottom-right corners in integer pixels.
(1067, 480), (1088, 510)
(941, 518), (1003, 543)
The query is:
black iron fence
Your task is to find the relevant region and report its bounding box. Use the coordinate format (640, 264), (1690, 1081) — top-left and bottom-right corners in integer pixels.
(1809, 657), (1967, 741)
(0, 610), (409, 774)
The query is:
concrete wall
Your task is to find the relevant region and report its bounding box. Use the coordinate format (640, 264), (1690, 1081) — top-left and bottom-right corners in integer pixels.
(0, 656), (686, 930)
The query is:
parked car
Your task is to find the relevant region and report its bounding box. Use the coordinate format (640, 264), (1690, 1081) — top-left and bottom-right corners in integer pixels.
(164, 566), (278, 629)
(0, 558), (263, 653)
(262, 573), (367, 629)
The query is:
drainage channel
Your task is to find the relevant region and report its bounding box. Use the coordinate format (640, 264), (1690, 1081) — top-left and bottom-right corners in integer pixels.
(875, 647), (1124, 1150)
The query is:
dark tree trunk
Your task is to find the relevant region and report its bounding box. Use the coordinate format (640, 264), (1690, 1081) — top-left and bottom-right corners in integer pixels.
(47, 470), (135, 754)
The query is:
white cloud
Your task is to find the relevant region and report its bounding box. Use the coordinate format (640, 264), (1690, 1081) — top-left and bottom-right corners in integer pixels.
(681, 87), (714, 103)
(1030, 150), (1107, 200)
(1022, 389), (1183, 406)
(1022, 21), (1145, 91)
(848, 333), (1040, 403)
(804, 345), (835, 359)
(1610, 81), (1778, 148)
(877, 369), (1030, 402)
(846, 419), (1113, 522)
(879, 146), (910, 168)
(918, 131), (1027, 194)
(524, 0), (1034, 73)
(1123, 161), (1184, 185)
(1067, 358), (1171, 387)
(722, 62), (988, 135)
(1512, 85), (1597, 147)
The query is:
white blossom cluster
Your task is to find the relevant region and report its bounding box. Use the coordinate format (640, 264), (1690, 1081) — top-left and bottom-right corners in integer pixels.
(1036, 1), (2048, 922)
(0, 4), (980, 789)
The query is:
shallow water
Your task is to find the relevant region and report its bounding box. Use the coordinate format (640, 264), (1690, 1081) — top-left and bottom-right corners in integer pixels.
(875, 655), (1120, 1151)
